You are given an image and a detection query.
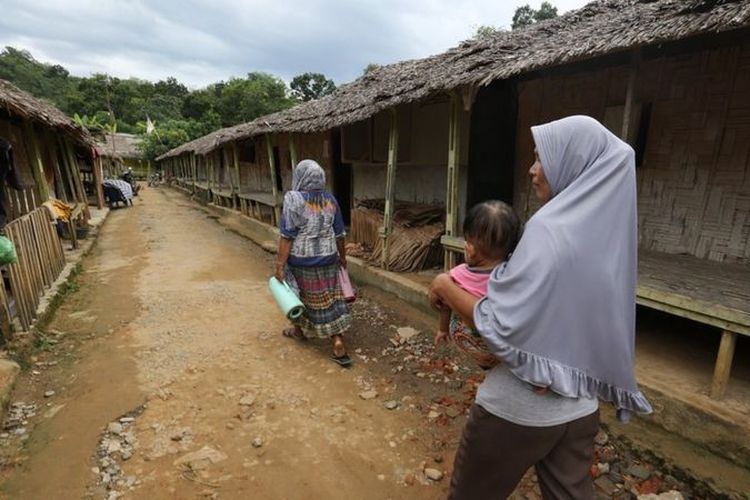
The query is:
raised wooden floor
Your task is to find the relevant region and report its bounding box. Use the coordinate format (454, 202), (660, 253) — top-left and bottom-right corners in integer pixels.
(637, 250), (750, 398)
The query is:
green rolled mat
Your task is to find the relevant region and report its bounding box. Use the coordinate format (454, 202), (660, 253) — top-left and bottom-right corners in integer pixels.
(268, 277), (305, 320)
(0, 236), (17, 265)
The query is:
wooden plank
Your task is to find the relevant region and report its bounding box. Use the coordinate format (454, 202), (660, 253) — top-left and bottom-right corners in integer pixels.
(63, 140), (90, 219)
(18, 218), (43, 300)
(635, 293), (749, 336)
(266, 134), (281, 225)
(30, 211), (52, 281)
(6, 257), (29, 330)
(27, 213), (51, 288)
(93, 156), (105, 209)
(57, 137), (76, 202)
(440, 234), (465, 253)
(710, 330), (737, 399)
(621, 51), (640, 141)
(381, 108), (399, 270)
(0, 270), (14, 341)
(232, 143), (240, 194)
(444, 91), (462, 270)
(6, 225), (32, 327)
(289, 134), (298, 169)
(23, 122), (50, 202)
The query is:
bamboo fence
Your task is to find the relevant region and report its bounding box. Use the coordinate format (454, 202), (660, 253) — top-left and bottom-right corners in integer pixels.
(0, 206), (65, 337)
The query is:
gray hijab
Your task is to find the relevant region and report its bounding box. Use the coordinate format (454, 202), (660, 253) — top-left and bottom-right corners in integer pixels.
(283, 159), (327, 227)
(474, 115), (652, 421)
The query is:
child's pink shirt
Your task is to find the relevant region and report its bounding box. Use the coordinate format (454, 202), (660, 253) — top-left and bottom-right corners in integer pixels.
(449, 263), (494, 298)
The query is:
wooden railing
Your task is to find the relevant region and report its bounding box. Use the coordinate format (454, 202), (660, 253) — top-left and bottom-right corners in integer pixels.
(0, 207), (65, 336)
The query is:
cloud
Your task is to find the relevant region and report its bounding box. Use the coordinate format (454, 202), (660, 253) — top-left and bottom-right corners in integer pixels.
(0, 0), (588, 88)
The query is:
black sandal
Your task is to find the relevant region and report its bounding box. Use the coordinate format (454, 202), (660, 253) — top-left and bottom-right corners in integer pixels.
(331, 353), (353, 367)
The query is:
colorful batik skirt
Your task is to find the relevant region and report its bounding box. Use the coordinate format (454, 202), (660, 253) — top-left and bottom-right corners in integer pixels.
(449, 312), (498, 370)
(287, 263), (352, 339)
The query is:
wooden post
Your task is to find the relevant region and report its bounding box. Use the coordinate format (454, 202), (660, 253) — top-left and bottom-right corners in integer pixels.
(289, 133), (298, 169)
(191, 154), (197, 193)
(207, 153), (214, 191)
(621, 50), (640, 142)
(48, 135), (68, 202)
(232, 142), (241, 209)
(444, 91), (462, 270)
(266, 134), (281, 225)
(63, 139), (90, 219)
(58, 138), (80, 203)
(23, 123), (50, 202)
(710, 330), (737, 399)
(381, 108), (399, 270)
(93, 155), (105, 209)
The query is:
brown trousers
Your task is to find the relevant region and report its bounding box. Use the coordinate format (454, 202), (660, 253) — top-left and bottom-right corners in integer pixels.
(449, 404), (599, 500)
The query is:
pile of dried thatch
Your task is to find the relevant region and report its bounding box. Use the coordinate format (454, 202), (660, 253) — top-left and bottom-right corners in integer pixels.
(350, 200), (444, 272)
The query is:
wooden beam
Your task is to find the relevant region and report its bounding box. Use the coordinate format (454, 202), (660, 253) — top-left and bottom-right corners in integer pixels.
(65, 140), (90, 219)
(232, 142), (240, 190)
(48, 135), (68, 202)
(289, 133), (298, 169)
(381, 108), (399, 270)
(207, 154), (214, 191)
(266, 134), (281, 225)
(93, 155), (105, 209)
(621, 50), (640, 141)
(444, 91), (462, 270)
(710, 330), (737, 399)
(191, 154), (197, 192)
(58, 137), (81, 204)
(23, 123), (50, 202)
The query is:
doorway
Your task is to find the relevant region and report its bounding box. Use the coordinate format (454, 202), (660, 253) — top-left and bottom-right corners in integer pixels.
(272, 146), (283, 192)
(466, 79), (517, 208)
(331, 130), (352, 226)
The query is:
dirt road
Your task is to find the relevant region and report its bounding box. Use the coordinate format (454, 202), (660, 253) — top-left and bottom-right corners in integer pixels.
(0, 188), (468, 499)
(0, 188), (716, 500)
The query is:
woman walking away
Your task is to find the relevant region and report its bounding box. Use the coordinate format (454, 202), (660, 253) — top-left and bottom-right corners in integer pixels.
(430, 115), (652, 499)
(275, 159), (353, 367)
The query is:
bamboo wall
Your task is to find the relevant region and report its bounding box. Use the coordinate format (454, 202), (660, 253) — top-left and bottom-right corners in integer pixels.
(513, 42), (750, 264)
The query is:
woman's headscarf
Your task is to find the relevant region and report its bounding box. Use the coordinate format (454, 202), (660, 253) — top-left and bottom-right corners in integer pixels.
(474, 115), (652, 421)
(283, 159), (327, 228)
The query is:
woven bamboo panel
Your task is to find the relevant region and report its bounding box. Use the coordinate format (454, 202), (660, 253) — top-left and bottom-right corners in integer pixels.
(514, 43), (750, 264)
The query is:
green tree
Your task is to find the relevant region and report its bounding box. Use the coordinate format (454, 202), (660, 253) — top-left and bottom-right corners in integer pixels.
(290, 72), (336, 102)
(512, 5), (537, 29)
(182, 89), (216, 121)
(214, 73), (294, 126)
(474, 25), (502, 39)
(534, 1), (559, 22)
(512, 3), (558, 30)
(0, 46), (298, 157)
(154, 76), (188, 100)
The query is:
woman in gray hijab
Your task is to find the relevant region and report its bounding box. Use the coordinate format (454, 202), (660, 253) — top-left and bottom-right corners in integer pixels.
(429, 116), (652, 499)
(275, 160), (352, 367)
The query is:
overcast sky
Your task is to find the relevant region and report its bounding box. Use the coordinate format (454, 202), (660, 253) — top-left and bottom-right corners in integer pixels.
(0, 0), (589, 88)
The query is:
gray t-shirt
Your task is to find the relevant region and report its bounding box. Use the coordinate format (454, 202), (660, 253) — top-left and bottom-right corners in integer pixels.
(476, 365), (599, 427)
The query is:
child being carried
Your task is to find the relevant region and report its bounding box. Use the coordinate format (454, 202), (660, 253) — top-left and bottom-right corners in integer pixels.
(434, 200), (521, 369)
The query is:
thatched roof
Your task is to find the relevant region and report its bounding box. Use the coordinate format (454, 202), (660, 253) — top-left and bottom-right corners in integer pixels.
(0, 78), (93, 146)
(96, 133), (144, 159)
(158, 0), (750, 161)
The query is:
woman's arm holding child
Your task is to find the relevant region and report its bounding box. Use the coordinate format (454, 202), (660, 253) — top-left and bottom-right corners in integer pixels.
(429, 273), (479, 329)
